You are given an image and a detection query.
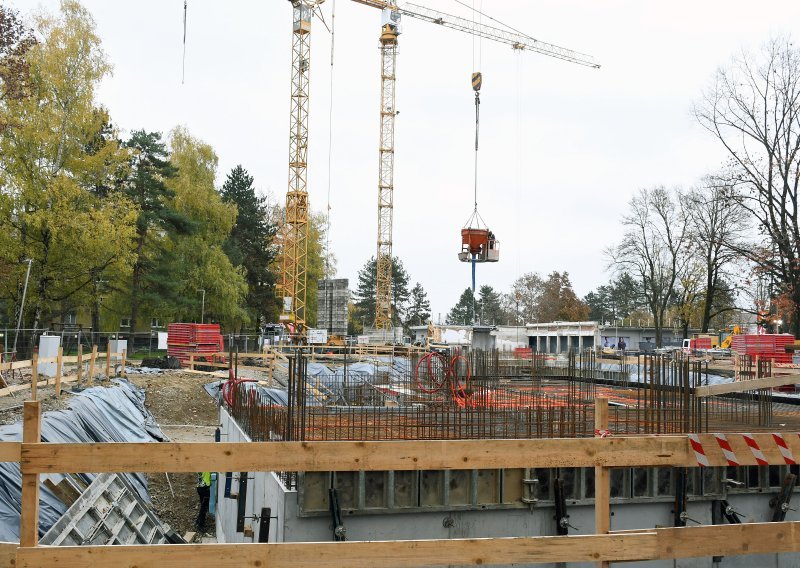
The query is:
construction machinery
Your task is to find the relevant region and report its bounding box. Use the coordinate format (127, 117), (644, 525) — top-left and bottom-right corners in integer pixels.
(720, 326), (742, 349)
(279, 0), (599, 336)
(278, 0), (325, 338)
(351, 1), (599, 332)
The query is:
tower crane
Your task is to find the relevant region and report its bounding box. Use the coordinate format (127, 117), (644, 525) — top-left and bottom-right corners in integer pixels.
(278, 0), (325, 336)
(350, 1), (599, 332)
(277, 0), (599, 338)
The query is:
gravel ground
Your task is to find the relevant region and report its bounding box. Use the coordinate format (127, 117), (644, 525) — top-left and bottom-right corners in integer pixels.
(125, 371), (220, 540)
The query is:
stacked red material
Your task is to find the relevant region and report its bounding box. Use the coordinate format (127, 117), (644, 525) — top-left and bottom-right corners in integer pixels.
(513, 347), (533, 360)
(692, 337), (713, 350)
(167, 323), (224, 367)
(730, 334), (794, 364)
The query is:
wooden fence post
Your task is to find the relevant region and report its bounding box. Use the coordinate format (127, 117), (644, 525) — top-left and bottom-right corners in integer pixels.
(30, 353), (38, 401)
(77, 344), (83, 384)
(120, 349), (127, 377)
(55, 346), (63, 398)
(88, 345), (97, 382)
(20, 400), (41, 548)
(595, 397), (610, 568)
(189, 353), (194, 371)
(105, 343), (111, 380)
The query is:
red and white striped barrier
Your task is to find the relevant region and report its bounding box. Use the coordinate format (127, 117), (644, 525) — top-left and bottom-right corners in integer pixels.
(713, 433), (739, 466)
(742, 433), (768, 466)
(688, 434), (710, 467)
(687, 432), (800, 467)
(773, 433), (796, 465)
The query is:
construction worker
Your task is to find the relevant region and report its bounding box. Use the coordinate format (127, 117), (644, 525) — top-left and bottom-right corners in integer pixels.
(196, 471), (212, 532)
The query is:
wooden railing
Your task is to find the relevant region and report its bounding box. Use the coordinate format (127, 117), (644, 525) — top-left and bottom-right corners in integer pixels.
(0, 345), (126, 399)
(2, 398), (800, 567)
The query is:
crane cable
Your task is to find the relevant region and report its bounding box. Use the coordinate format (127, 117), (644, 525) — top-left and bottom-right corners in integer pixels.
(324, 0), (336, 280)
(182, 1), (187, 84)
(324, 0), (336, 334)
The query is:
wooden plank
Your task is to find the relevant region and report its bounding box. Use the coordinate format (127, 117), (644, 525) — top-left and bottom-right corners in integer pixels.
(0, 542), (15, 568)
(44, 477), (81, 507)
(55, 347), (63, 398)
(0, 442), (20, 463)
(660, 521), (800, 558)
(14, 523), (800, 567)
(87, 345), (97, 382)
(105, 344), (111, 379)
(594, 397), (610, 568)
(15, 533), (659, 568)
(120, 349), (127, 378)
(29, 354), (37, 401)
(20, 436), (690, 474)
(0, 359), (32, 372)
(20, 401), (40, 548)
(0, 374), (80, 399)
(21, 432), (800, 475)
(76, 344), (83, 384)
(694, 374), (800, 397)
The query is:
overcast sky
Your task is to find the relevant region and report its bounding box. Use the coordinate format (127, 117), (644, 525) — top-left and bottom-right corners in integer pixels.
(14, 0), (800, 320)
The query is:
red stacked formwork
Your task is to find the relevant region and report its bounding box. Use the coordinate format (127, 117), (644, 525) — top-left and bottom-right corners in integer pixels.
(692, 337), (713, 350)
(730, 334), (794, 364)
(514, 347), (533, 359)
(167, 323), (224, 367)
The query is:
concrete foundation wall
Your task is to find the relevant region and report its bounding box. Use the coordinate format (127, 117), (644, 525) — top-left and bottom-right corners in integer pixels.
(216, 407), (288, 544)
(216, 407), (800, 566)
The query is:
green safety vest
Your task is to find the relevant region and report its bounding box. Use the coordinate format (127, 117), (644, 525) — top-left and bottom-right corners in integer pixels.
(197, 472), (211, 487)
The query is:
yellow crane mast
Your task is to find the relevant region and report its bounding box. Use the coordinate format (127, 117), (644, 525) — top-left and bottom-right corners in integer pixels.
(279, 0), (324, 336)
(374, 10), (400, 330)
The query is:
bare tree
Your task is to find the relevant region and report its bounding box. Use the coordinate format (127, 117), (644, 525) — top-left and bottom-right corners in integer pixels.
(695, 37), (800, 335)
(608, 186), (691, 346)
(685, 179), (749, 331)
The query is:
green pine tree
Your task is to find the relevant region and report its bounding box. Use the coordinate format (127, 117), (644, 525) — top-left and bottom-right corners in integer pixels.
(446, 288), (476, 325)
(220, 165), (279, 327)
(352, 256), (411, 328)
(477, 285), (506, 324)
(122, 130), (193, 332)
(405, 282), (431, 327)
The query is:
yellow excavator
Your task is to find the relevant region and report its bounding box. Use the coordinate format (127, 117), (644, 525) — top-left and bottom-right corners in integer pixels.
(720, 326), (742, 349)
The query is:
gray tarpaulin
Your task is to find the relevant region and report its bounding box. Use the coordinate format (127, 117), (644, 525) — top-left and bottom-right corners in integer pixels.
(0, 379), (166, 541)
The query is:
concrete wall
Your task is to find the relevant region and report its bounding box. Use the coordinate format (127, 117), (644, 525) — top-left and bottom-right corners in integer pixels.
(526, 322), (599, 354)
(216, 406), (800, 566)
(216, 407), (288, 544)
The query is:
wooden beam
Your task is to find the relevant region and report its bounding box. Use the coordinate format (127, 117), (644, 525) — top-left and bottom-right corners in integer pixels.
(0, 374), (80, 399)
(694, 374), (800, 397)
(55, 347), (63, 397)
(13, 522), (800, 567)
(594, 397), (610, 568)
(659, 521), (800, 558)
(0, 542), (15, 568)
(0, 359), (32, 372)
(0, 442), (20, 462)
(21, 432), (800, 475)
(20, 436), (690, 474)
(29, 354), (37, 401)
(20, 401), (40, 548)
(87, 345), (97, 382)
(105, 344), (111, 379)
(120, 349), (127, 378)
(15, 533), (658, 567)
(76, 344), (83, 384)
